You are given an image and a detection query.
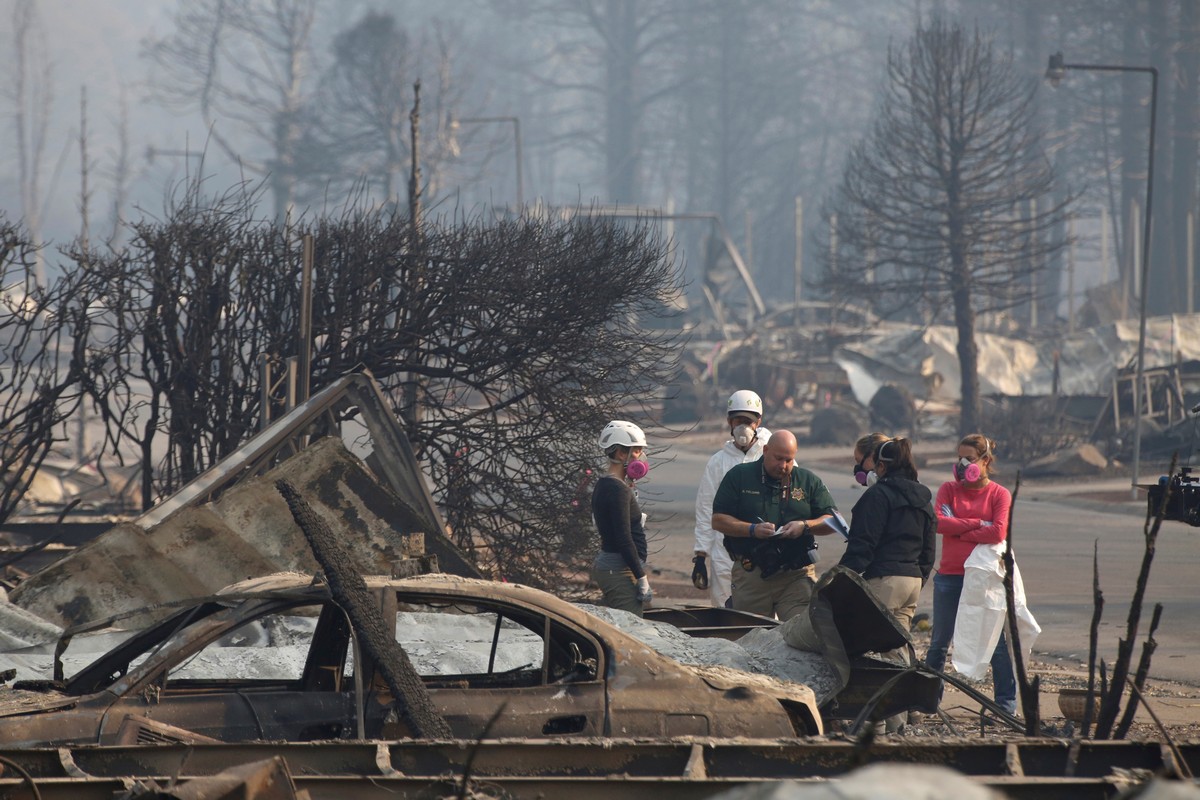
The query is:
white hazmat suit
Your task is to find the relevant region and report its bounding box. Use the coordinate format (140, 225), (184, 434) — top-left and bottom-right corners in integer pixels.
(693, 427), (771, 607)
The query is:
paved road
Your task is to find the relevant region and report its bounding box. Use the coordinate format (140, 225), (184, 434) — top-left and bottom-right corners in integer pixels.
(638, 434), (1200, 685)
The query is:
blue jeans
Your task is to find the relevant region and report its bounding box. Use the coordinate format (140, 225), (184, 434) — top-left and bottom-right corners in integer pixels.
(925, 572), (1017, 714)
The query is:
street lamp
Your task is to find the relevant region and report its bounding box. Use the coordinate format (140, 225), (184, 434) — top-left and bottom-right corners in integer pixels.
(449, 115), (524, 210)
(1046, 52), (1158, 499)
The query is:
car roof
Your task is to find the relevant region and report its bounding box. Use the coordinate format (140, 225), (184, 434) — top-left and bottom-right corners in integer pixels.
(218, 572), (628, 638)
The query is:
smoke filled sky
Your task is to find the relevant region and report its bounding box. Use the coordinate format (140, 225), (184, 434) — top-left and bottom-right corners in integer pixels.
(1, 1), (1186, 318)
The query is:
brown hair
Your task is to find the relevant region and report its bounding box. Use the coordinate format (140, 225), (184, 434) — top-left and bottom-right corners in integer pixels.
(855, 432), (890, 460)
(959, 433), (996, 477)
(875, 436), (919, 481)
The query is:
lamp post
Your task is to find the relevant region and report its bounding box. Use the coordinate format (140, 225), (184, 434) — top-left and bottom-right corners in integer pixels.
(1046, 52), (1158, 499)
(449, 116), (523, 210)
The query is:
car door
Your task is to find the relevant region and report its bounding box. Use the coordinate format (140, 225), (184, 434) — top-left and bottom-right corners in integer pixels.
(368, 593), (607, 739)
(98, 600), (357, 743)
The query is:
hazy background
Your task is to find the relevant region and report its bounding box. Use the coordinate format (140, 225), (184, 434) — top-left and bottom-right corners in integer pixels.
(1, 0), (1192, 325)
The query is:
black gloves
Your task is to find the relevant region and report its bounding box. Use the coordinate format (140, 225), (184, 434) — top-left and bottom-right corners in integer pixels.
(691, 555), (709, 590)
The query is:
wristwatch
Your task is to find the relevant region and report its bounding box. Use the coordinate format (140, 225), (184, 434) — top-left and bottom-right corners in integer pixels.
(802, 519), (810, 533)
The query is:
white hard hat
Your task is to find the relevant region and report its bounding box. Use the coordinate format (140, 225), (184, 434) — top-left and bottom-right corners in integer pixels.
(598, 420), (647, 452)
(727, 390), (763, 417)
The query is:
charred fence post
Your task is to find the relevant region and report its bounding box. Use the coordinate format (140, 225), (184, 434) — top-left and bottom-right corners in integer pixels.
(1094, 453), (1176, 739)
(1003, 474), (1039, 734)
(275, 478), (452, 739)
(1082, 540), (1103, 737)
(1114, 603), (1162, 738)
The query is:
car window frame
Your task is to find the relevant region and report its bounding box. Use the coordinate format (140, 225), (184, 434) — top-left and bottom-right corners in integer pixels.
(66, 594), (343, 697)
(382, 590), (605, 690)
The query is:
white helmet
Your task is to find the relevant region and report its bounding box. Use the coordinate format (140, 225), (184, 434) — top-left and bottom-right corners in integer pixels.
(598, 420), (647, 452)
(727, 390), (763, 417)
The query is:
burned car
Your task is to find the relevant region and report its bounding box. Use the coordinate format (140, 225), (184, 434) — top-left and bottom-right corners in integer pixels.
(0, 573), (822, 746)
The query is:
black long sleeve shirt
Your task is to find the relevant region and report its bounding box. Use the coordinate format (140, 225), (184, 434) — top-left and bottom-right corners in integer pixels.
(592, 475), (647, 577)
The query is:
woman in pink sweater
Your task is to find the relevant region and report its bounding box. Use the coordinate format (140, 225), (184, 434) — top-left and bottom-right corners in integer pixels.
(924, 433), (1016, 715)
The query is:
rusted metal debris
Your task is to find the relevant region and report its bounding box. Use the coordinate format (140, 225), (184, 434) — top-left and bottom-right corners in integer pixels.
(114, 756), (309, 799)
(0, 739), (1196, 798)
(0, 574), (823, 746)
(7, 373), (480, 630)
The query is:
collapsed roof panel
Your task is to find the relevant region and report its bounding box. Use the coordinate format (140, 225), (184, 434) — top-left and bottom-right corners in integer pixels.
(8, 372), (480, 628)
(837, 313), (1200, 403)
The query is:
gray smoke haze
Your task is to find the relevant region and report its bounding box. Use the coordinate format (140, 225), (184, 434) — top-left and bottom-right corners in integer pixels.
(0, 0), (1185, 318)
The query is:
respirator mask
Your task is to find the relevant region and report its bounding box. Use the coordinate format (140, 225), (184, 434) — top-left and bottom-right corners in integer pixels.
(954, 457), (982, 483)
(732, 424), (756, 449)
(624, 458), (649, 481)
(852, 460), (877, 487)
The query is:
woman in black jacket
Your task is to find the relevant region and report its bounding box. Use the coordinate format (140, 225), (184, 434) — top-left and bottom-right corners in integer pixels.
(841, 434), (936, 733)
(841, 434), (936, 638)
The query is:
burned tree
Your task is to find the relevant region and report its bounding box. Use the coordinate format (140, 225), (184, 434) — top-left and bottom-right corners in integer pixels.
(819, 20), (1072, 435)
(276, 478), (452, 739)
(304, 210), (683, 588)
(318, 11), (465, 206)
(9, 0), (53, 287)
(67, 179), (284, 506)
(0, 217), (109, 527)
(70, 181), (681, 591)
(144, 0), (321, 221)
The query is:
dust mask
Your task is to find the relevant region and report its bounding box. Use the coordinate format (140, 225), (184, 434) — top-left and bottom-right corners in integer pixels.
(733, 424), (755, 449)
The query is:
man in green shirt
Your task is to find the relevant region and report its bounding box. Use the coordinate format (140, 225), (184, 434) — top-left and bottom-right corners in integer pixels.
(712, 430), (839, 620)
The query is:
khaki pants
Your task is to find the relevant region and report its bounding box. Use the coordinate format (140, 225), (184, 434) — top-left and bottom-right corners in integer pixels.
(865, 574), (922, 735)
(592, 566), (644, 617)
(731, 562), (816, 620)
(865, 575), (922, 640)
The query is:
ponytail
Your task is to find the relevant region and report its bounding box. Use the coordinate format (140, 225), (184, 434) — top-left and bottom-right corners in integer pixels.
(875, 437), (919, 481)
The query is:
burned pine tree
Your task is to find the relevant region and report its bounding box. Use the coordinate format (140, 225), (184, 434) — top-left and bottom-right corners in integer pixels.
(818, 20), (1073, 435)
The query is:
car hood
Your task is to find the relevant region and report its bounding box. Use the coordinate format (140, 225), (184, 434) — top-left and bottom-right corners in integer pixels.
(0, 687), (77, 718)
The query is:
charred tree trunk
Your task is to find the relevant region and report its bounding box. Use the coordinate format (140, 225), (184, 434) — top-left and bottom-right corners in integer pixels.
(1002, 476), (1040, 734)
(1147, 0), (1173, 316)
(276, 478), (452, 739)
(1171, 1), (1199, 314)
(1119, 9), (1145, 315)
(1114, 603), (1162, 738)
(1095, 454), (1173, 738)
(950, 235), (980, 436)
(1083, 540), (1103, 737)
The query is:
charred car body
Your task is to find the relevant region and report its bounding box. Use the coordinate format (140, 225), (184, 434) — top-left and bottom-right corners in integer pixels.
(0, 573), (822, 747)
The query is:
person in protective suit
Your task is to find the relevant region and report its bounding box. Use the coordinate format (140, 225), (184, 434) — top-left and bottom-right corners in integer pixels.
(692, 389), (771, 607)
(591, 420), (653, 616)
